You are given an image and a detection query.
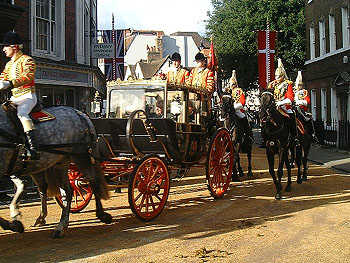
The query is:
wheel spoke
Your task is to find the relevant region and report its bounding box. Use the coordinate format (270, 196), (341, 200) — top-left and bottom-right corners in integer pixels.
(149, 195), (156, 211)
(76, 187), (86, 201)
(134, 192), (142, 202)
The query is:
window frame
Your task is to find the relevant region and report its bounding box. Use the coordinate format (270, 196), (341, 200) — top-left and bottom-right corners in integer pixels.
(342, 7), (350, 48)
(329, 14), (336, 52)
(31, 0), (65, 61)
(309, 26), (316, 59)
(319, 20), (326, 56)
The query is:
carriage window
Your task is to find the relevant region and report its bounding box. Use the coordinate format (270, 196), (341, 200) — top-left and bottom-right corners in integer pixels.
(108, 86), (164, 118)
(167, 90), (185, 123)
(188, 92), (202, 124)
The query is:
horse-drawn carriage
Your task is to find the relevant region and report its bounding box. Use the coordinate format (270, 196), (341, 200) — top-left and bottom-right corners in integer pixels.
(57, 79), (235, 221)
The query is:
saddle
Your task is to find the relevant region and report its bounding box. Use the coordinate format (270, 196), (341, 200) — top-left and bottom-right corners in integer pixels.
(2, 101), (56, 135)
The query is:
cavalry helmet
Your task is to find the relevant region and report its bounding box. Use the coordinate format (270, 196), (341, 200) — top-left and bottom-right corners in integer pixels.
(0, 31), (23, 46)
(275, 58), (288, 80)
(229, 69), (238, 87)
(294, 71), (304, 90)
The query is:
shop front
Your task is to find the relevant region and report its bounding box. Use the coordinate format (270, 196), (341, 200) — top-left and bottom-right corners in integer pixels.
(35, 61), (105, 114)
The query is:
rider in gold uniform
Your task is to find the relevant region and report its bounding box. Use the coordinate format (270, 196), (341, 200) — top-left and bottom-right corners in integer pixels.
(167, 52), (189, 85)
(0, 31), (39, 159)
(187, 52), (215, 94)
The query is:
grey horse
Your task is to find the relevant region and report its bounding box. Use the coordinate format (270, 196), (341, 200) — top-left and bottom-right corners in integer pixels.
(0, 106), (111, 238)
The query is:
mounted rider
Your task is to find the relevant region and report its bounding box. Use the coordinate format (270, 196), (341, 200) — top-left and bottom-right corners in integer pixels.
(0, 31), (40, 160)
(167, 52), (190, 85)
(187, 52), (215, 94)
(225, 70), (253, 140)
(268, 58), (298, 146)
(294, 71), (317, 142)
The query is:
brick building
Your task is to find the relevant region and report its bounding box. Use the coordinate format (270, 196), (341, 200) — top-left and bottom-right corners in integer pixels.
(0, 0), (105, 114)
(305, 0), (350, 123)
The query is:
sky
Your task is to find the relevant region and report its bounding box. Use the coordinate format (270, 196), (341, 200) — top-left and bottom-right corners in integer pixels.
(97, 0), (212, 35)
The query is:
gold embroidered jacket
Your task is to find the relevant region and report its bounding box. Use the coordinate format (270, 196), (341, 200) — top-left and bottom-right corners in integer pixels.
(167, 66), (189, 85)
(187, 67), (214, 93)
(0, 51), (36, 98)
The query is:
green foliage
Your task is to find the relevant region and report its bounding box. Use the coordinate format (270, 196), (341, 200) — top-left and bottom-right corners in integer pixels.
(206, 0), (305, 88)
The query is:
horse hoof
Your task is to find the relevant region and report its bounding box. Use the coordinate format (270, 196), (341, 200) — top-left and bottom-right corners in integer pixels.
(247, 171), (253, 177)
(98, 212), (112, 224)
(297, 178), (303, 184)
(275, 193), (282, 200)
(285, 185), (291, 192)
(302, 175), (308, 181)
(231, 176), (241, 182)
(239, 170), (244, 177)
(52, 230), (64, 239)
(10, 220), (24, 233)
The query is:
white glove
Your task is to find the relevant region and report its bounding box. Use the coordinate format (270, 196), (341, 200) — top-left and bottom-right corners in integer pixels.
(296, 99), (307, 106)
(234, 102), (243, 111)
(0, 80), (11, 90)
(276, 98), (291, 107)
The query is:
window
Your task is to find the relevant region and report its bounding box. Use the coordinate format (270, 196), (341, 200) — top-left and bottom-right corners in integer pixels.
(329, 14), (336, 52)
(310, 26), (316, 59)
(319, 20), (326, 56)
(342, 7), (350, 48)
(311, 90), (316, 119)
(321, 88), (327, 121)
(35, 0), (56, 52)
(32, 0), (64, 60)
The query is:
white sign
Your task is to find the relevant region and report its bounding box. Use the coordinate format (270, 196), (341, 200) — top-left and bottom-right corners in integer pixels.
(91, 43), (114, 58)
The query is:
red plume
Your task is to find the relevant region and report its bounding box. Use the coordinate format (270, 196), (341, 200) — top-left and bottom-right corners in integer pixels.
(207, 36), (218, 72)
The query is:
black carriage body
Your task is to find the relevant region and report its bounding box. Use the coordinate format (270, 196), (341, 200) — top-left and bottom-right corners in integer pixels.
(93, 80), (215, 164)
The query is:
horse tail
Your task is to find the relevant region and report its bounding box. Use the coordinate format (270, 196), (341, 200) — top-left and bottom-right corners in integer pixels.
(45, 166), (67, 197)
(93, 163), (110, 200)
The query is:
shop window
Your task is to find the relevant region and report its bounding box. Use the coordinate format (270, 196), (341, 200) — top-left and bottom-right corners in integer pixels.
(39, 87), (53, 107)
(54, 88), (64, 105)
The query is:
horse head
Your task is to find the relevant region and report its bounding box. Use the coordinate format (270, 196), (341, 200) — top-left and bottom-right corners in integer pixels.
(259, 90), (275, 125)
(221, 92), (233, 118)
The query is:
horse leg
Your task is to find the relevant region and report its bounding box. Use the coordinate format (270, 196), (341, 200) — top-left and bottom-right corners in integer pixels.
(295, 143), (303, 184)
(276, 148), (285, 198)
(9, 175), (24, 221)
(289, 146), (295, 168)
(266, 147), (281, 199)
(284, 148), (293, 192)
(246, 145), (253, 177)
(231, 143), (240, 181)
(302, 141), (311, 181)
(72, 156), (112, 224)
(31, 173), (48, 227)
(236, 147), (244, 177)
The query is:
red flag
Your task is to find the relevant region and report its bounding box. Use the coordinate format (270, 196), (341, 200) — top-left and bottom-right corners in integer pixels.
(207, 37), (218, 72)
(258, 29), (277, 89)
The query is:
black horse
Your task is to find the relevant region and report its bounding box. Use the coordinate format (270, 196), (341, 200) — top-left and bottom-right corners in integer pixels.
(221, 93), (253, 178)
(259, 91), (303, 199)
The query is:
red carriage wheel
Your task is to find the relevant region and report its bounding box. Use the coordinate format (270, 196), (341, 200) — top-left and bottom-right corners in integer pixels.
(128, 155), (170, 221)
(206, 128), (234, 199)
(55, 163), (93, 213)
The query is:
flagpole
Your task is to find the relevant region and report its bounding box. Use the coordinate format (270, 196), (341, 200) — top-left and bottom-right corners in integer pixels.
(112, 13), (116, 80)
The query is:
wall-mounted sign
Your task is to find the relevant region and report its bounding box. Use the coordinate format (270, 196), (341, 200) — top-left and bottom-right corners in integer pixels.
(91, 43), (114, 58)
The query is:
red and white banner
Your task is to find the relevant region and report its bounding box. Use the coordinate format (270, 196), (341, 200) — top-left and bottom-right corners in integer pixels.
(258, 29), (277, 89)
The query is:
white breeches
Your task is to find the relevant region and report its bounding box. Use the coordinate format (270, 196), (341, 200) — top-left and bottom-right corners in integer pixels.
(235, 110), (246, 119)
(11, 93), (37, 132)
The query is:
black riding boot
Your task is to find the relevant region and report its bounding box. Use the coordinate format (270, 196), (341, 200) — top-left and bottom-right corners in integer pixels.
(288, 113), (299, 146)
(25, 130), (40, 160)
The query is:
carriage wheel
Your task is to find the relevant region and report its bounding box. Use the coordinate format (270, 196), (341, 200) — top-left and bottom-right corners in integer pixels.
(128, 155), (170, 221)
(206, 128), (234, 199)
(55, 164), (93, 213)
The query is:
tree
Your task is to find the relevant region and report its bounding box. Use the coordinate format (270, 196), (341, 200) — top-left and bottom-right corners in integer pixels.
(206, 0), (305, 89)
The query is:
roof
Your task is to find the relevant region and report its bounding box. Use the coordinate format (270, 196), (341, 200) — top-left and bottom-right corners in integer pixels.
(170, 32), (210, 49)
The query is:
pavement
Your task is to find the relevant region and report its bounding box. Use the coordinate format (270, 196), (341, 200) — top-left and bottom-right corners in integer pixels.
(308, 144), (350, 173)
